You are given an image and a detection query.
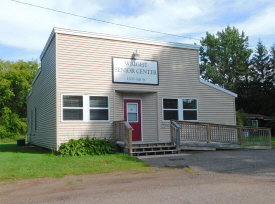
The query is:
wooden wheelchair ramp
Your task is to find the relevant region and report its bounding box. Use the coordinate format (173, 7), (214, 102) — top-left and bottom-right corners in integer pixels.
(172, 121), (272, 151)
(114, 120), (272, 156)
(180, 141), (271, 151)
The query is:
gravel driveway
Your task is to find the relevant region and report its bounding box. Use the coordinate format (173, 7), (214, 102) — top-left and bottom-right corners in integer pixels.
(139, 149), (275, 177)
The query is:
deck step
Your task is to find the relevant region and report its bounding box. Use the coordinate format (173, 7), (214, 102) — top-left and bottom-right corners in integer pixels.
(132, 146), (176, 150)
(131, 149), (178, 156)
(118, 141), (178, 156)
(132, 143), (174, 148)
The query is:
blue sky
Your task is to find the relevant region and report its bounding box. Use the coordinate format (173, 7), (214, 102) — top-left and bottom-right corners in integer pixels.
(1, 0), (275, 62)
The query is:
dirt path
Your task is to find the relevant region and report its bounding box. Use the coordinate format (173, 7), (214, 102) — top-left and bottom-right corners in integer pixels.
(1, 150), (275, 204)
(1, 168), (275, 204)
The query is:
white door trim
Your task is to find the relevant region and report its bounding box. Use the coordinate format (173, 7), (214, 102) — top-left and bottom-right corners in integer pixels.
(123, 98), (143, 141)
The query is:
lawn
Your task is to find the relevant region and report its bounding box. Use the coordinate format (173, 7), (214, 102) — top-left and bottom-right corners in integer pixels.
(0, 143), (151, 181)
(272, 137), (275, 148)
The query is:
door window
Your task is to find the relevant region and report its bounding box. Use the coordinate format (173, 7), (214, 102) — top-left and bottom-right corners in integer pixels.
(127, 103), (138, 122)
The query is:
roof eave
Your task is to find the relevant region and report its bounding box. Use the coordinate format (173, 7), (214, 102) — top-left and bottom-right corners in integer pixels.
(200, 79), (238, 97)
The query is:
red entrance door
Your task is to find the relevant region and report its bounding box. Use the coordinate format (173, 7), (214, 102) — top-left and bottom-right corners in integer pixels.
(124, 99), (142, 141)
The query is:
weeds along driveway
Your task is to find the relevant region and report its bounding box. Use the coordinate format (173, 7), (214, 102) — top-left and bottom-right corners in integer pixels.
(138, 149), (275, 177)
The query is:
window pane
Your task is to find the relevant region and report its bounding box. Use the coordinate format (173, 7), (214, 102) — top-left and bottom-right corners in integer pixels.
(163, 99), (178, 109)
(164, 110), (178, 120)
(90, 109), (108, 120)
(90, 96), (108, 108)
(63, 109), (83, 120)
(183, 110), (197, 120)
(183, 99), (197, 109)
(128, 104), (137, 113)
(63, 96), (83, 107)
(128, 113), (138, 122)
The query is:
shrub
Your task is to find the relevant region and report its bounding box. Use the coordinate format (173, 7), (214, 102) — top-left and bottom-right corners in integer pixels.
(58, 137), (118, 157)
(236, 109), (251, 126)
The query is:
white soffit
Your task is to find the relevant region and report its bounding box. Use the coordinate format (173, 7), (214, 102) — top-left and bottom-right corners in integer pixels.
(200, 79), (238, 97)
(40, 27), (200, 60)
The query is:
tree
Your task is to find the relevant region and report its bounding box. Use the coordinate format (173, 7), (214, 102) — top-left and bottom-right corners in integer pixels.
(200, 26), (253, 92)
(269, 44), (275, 85)
(250, 40), (271, 83)
(0, 59), (39, 138)
(236, 42), (275, 116)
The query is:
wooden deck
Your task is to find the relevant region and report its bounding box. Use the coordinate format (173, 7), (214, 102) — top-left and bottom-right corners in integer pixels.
(180, 141), (272, 150)
(115, 120), (272, 156)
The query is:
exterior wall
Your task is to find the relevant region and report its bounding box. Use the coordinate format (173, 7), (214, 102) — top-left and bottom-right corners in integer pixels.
(27, 36), (57, 149)
(158, 83), (236, 140)
(55, 33), (236, 146)
(119, 92), (158, 142)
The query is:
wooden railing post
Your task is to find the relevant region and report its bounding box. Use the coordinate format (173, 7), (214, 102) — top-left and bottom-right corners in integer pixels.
(129, 128), (133, 154)
(207, 124), (210, 143)
(239, 127), (243, 145)
(170, 122), (173, 143)
(269, 129), (272, 148)
(176, 128), (181, 152)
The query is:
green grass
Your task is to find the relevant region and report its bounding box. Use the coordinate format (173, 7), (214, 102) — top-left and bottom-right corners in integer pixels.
(272, 137), (275, 148)
(0, 143), (150, 181)
(0, 135), (27, 144)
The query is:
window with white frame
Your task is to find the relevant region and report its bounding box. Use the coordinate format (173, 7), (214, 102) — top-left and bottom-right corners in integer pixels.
(182, 99), (197, 120)
(62, 95), (83, 120)
(89, 96), (109, 120)
(163, 99), (179, 120)
(62, 95), (109, 121)
(163, 98), (198, 121)
(127, 103), (138, 122)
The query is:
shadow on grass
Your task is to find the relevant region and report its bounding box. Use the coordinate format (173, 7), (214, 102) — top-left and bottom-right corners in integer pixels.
(0, 143), (51, 154)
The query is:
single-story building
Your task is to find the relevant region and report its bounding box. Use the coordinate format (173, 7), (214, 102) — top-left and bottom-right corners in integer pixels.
(243, 113), (273, 128)
(27, 27), (237, 150)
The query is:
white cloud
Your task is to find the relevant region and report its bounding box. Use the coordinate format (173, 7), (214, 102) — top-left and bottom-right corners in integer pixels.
(0, 0), (102, 50)
(236, 3), (275, 36)
(1, 0), (275, 60)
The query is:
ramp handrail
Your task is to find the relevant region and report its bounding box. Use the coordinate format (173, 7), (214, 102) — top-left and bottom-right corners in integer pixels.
(170, 120), (181, 152)
(114, 121), (133, 153)
(170, 121), (272, 147)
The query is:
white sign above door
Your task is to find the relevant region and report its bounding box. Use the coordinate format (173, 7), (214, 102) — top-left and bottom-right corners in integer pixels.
(112, 57), (159, 85)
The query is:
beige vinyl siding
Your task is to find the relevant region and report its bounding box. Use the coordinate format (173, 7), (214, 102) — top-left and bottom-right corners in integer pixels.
(119, 92), (158, 142)
(27, 36), (56, 149)
(55, 33), (236, 144)
(158, 83), (236, 141)
(141, 93), (158, 142)
(114, 91), (123, 121)
(56, 33), (114, 145)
